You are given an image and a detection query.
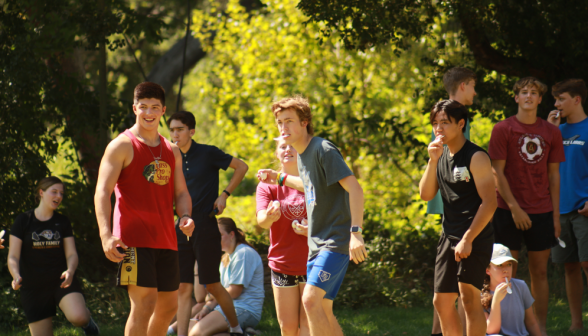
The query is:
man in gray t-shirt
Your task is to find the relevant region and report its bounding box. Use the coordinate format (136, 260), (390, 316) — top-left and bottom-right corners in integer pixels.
(258, 96), (367, 336)
(298, 137), (353, 259)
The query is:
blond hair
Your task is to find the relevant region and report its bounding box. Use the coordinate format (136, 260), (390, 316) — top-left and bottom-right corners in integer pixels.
(513, 77), (547, 96)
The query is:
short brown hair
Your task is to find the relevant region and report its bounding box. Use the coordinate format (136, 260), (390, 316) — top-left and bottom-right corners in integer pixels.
(552, 79), (587, 105)
(443, 67), (477, 96)
(430, 99), (469, 133)
(272, 96), (314, 136)
(35, 176), (64, 202)
(513, 77), (547, 96)
(168, 111), (196, 129)
(134, 82), (166, 106)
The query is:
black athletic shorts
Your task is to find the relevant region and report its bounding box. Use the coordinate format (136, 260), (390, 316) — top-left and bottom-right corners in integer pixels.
(21, 277), (84, 323)
(492, 207), (558, 252)
(434, 228), (494, 293)
(116, 247), (180, 292)
(191, 214), (224, 285)
(271, 270), (307, 287)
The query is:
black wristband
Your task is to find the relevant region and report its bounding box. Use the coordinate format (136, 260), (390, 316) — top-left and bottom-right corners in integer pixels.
(181, 214), (191, 219)
(222, 190), (231, 197)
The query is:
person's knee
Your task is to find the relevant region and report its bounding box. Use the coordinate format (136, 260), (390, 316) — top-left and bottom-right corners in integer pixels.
(67, 310), (90, 327)
(204, 282), (222, 295)
(529, 265), (548, 280)
(131, 295), (158, 317)
(278, 319), (299, 336)
(580, 261), (588, 273)
(302, 290), (321, 313)
(565, 262), (582, 275)
(433, 294), (454, 311)
(179, 283), (194, 299)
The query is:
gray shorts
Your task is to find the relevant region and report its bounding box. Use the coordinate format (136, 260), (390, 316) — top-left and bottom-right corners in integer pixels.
(552, 211), (588, 263)
(214, 306), (260, 330)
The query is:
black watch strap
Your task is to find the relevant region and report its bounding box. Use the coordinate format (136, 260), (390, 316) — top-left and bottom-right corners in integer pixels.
(222, 189), (231, 197)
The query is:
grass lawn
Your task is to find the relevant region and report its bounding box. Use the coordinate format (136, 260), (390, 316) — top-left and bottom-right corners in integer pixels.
(2, 298), (588, 335)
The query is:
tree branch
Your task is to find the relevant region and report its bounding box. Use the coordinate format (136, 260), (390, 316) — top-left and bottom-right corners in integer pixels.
(457, 4), (545, 79)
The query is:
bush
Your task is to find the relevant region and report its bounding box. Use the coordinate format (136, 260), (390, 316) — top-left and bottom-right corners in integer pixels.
(337, 225), (439, 308)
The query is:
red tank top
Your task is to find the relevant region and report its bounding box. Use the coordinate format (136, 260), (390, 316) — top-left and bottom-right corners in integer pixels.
(113, 130), (177, 250)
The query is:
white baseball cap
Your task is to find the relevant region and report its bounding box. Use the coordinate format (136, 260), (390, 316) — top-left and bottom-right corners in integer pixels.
(490, 243), (518, 265)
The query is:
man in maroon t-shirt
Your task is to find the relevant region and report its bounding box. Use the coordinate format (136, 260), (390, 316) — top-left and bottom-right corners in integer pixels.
(488, 77), (565, 335)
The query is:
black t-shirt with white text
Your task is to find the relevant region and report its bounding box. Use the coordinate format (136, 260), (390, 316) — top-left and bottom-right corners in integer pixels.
(10, 210), (73, 289)
(437, 140), (493, 238)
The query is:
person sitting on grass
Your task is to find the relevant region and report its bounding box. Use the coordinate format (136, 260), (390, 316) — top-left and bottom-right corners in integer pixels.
(188, 218), (264, 336)
(481, 244), (541, 336)
(7, 176), (99, 335)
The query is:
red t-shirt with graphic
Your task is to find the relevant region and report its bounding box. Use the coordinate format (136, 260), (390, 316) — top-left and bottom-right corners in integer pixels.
(256, 182), (308, 276)
(488, 116), (565, 214)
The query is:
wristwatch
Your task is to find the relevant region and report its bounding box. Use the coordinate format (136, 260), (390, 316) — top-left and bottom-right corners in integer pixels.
(350, 226), (363, 233)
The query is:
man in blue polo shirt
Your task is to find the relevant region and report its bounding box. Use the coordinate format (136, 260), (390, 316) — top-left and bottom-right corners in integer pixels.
(168, 111), (249, 336)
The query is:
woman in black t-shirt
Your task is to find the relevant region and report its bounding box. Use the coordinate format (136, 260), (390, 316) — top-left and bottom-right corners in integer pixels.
(7, 177), (99, 335)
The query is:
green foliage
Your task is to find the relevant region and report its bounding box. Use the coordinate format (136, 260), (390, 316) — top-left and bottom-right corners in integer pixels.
(297, 0), (437, 52)
(298, 0), (588, 119)
(338, 225), (438, 308)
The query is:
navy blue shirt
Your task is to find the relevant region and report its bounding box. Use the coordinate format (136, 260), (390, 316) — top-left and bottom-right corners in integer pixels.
(181, 140), (233, 214)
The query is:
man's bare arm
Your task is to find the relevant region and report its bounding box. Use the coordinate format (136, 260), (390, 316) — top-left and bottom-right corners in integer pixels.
(492, 159), (532, 230)
(419, 159), (440, 201)
(94, 137), (131, 262)
(339, 175), (368, 264)
(172, 144), (194, 238)
(256, 169), (304, 192)
(455, 152), (497, 261)
(214, 157), (249, 214)
(548, 162), (561, 238)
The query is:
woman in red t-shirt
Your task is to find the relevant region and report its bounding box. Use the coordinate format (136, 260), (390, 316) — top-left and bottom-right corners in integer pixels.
(256, 139), (309, 336)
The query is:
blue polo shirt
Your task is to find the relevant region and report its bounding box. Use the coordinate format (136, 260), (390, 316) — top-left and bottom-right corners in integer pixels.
(181, 140), (233, 214)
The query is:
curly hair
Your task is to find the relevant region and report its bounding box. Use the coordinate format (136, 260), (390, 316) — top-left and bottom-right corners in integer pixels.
(480, 273), (493, 310)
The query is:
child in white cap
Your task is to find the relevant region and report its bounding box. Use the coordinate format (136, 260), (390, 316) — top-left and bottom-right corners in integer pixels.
(481, 243), (541, 336)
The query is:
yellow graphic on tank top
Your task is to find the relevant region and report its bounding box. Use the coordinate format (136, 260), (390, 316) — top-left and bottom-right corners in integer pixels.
(143, 161), (172, 185)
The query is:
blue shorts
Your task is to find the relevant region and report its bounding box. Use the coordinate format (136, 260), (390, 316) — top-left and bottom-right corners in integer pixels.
(306, 250), (349, 300)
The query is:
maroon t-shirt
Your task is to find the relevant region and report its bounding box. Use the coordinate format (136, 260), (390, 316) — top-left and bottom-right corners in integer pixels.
(256, 182), (308, 276)
(488, 116), (565, 214)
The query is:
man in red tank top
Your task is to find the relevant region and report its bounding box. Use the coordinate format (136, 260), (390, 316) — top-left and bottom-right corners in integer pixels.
(94, 82), (195, 336)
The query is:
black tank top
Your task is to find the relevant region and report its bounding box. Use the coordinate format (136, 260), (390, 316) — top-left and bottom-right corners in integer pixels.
(437, 140), (493, 238)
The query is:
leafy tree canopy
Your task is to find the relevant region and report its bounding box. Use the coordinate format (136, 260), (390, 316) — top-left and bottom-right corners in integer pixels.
(298, 0), (588, 118)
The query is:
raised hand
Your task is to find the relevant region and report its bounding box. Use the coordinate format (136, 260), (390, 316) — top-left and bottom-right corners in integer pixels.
(257, 169), (278, 184)
(547, 110), (561, 127)
(428, 135), (444, 162)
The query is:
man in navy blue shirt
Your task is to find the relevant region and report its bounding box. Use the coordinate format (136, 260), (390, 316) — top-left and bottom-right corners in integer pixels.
(168, 111), (248, 336)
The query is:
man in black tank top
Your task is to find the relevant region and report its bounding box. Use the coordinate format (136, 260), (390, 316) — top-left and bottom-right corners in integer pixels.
(419, 100), (497, 336)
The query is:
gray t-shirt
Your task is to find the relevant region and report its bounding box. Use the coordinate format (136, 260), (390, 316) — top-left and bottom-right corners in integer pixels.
(298, 137), (354, 259)
(484, 278), (534, 336)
